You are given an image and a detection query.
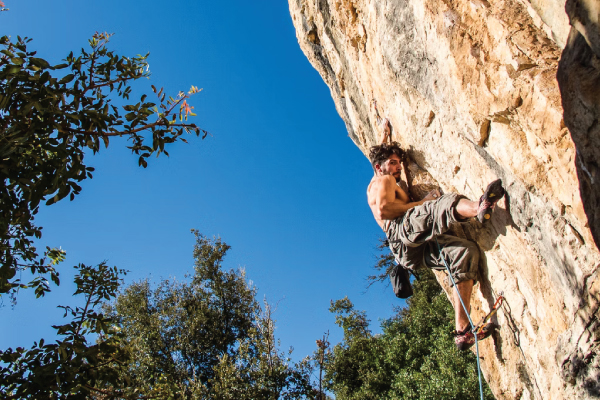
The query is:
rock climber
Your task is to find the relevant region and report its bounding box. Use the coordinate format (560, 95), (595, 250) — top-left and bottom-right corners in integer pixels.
(366, 119), (505, 350)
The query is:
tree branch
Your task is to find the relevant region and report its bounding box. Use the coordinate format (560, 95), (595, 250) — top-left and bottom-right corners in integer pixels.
(61, 122), (197, 137)
(75, 278), (98, 337)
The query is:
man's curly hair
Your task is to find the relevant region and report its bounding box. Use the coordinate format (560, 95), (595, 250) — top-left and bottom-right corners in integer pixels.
(369, 141), (406, 170)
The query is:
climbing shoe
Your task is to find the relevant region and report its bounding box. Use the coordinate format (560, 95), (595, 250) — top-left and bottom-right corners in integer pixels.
(477, 179), (505, 223)
(454, 323), (495, 351)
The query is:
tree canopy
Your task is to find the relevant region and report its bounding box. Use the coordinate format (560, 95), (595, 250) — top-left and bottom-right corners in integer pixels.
(0, 32), (204, 298)
(0, 262), (130, 399)
(1, 232), (317, 399)
(105, 231), (315, 399)
(323, 267), (495, 400)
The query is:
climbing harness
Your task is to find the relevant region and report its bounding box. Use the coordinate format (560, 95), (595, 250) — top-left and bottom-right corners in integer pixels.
(435, 236), (503, 400)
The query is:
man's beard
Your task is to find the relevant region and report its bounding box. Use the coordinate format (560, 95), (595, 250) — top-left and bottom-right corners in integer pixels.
(383, 169), (401, 182)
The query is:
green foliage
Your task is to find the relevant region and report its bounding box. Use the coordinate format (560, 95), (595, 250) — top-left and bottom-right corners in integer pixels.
(366, 238), (428, 288)
(106, 231), (316, 399)
(324, 269), (495, 400)
(0, 263), (130, 399)
(1, 232), (317, 399)
(366, 237), (397, 286)
(210, 301), (316, 400)
(0, 32), (204, 298)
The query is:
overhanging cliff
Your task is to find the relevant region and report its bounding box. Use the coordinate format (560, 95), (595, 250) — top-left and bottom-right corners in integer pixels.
(288, 0), (600, 399)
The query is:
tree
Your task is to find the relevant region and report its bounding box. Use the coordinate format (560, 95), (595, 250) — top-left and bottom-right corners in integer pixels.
(1, 232), (317, 399)
(210, 300), (316, 400)
(0, 31), (205, 298)
(0, 9), (207, 396)
(324, 268), (495, 400)
(0, 262), (131, 399)
(106, 231), (316, 399)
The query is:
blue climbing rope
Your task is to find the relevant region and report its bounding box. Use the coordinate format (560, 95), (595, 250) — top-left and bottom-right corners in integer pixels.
(435, 236), (485, 400)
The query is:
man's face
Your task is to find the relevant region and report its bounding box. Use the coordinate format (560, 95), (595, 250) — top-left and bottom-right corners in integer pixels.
(377, 154), (402, 181)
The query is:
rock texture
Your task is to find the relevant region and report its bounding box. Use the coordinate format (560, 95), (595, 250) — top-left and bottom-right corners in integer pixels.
(289, 0), (600, 399)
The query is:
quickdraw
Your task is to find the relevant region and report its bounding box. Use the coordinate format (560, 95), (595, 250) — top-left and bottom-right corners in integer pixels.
(474, 294), (505, 336)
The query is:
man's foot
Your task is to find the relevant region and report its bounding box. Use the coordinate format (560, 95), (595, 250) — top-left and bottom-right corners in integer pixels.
(477, 179), (505, 223)
(454, 323), (495, 351)
(454, 329), (476, 351)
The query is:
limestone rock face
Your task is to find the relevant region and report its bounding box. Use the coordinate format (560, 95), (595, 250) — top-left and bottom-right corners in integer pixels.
(288, 0), (600, 399)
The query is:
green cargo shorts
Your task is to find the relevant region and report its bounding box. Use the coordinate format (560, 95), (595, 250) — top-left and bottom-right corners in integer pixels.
(385, 193), (479, 286)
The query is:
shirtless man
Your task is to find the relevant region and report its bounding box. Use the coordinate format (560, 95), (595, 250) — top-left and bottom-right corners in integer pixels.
(366, 123), (505, 350)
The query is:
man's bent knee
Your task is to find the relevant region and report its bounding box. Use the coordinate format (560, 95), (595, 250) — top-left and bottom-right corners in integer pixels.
(447, 242), (479, 286)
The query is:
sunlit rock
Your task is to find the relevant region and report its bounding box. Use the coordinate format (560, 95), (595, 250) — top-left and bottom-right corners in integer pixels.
(289, 0), (600, 398)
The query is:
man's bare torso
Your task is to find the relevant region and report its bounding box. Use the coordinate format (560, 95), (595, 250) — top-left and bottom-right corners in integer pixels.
(367, 175), (410, 229)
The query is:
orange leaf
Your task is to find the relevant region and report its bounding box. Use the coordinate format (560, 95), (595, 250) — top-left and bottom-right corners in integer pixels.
(182, 100), (193, 116)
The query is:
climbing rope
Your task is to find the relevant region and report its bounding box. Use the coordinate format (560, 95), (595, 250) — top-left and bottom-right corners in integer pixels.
(435, 237), (486, 400)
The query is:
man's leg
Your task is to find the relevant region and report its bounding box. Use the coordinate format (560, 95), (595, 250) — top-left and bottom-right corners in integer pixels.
(453, 276), (495, 351)
(400, 180), (505, 247)
(454, 279), (474, 332)
(455, 179), (505, 222)
(451, 181), (506, 331)
(426, 236), (478, 332)
(455, 199), (478, 219)
(423, 235), (494, 350)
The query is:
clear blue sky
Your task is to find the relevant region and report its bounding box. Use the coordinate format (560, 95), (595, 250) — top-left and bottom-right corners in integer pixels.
(1, 0), (403, 362)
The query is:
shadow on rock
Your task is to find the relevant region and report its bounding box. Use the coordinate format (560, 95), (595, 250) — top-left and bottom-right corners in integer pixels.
(557, 1), (600, 250)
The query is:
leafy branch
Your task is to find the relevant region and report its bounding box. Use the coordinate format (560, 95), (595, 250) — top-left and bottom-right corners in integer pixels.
(0, 32), (206, 298)
(0, 263), (132, 399)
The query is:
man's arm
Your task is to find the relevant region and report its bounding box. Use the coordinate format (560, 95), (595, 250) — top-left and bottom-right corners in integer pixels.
(371, 175), (437, 220)
(381, 118), (391, 144)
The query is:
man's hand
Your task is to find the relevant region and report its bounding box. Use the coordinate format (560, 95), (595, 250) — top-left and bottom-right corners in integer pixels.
(423, 189), (441, 202)
(381, 118), (392, 144)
